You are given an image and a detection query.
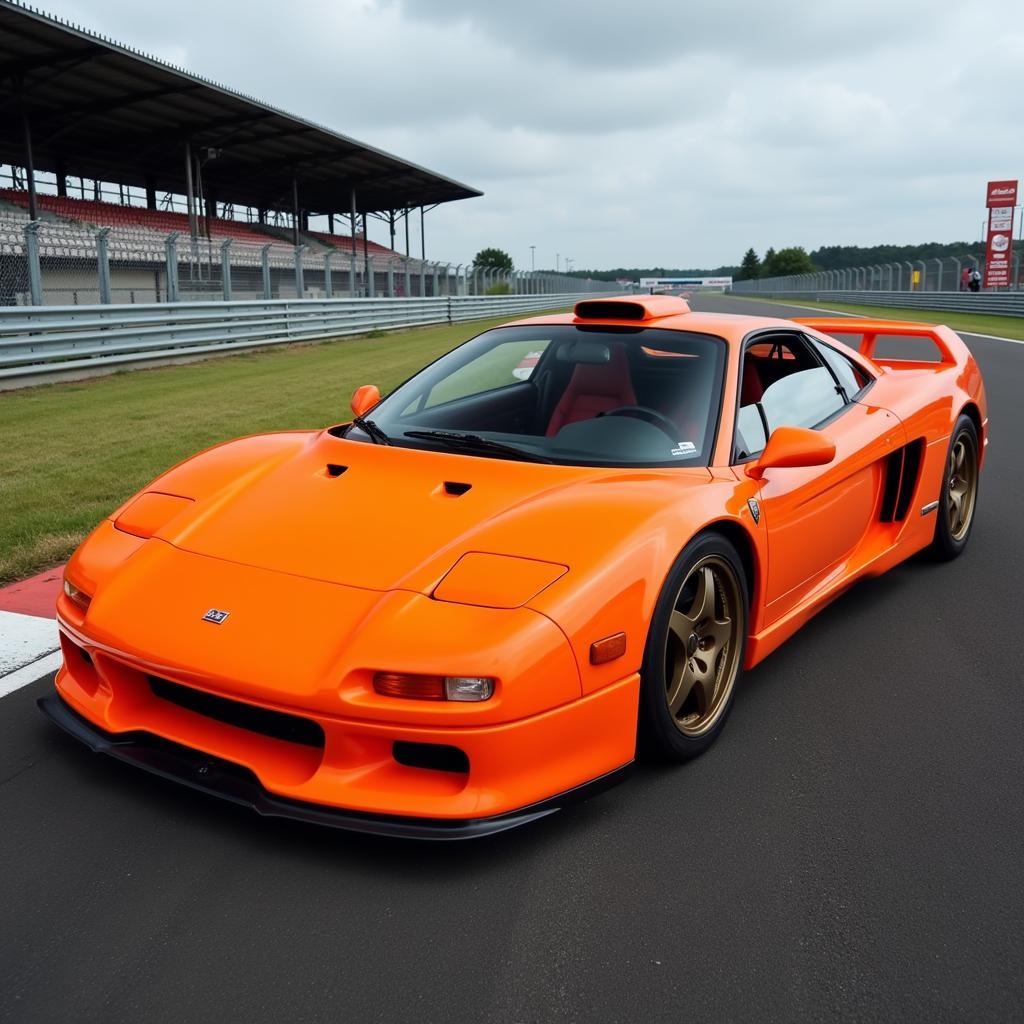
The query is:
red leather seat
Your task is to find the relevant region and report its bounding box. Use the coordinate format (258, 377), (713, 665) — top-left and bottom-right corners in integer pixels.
(546, 345), (636, 436)
(740, 358), (764, 406)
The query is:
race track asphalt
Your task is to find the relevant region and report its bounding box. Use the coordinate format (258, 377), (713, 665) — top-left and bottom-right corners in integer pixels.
(1, 294), (1022, 1023)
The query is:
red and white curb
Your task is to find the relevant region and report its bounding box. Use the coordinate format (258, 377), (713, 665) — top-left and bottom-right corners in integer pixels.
(0, 566), (63, 698)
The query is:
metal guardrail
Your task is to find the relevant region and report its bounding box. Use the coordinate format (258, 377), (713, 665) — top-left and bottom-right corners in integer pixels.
(729, 289), (1024, 318)
(0, 292), (618, 387)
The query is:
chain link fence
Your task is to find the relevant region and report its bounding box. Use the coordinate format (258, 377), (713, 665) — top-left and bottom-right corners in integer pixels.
(0, 210), (609, 307)
(731, 252), (1024, 296)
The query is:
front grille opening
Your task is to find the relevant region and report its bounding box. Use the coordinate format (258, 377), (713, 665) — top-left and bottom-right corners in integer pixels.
(149, 677), (325, 749)
(393, 740), (469, 774)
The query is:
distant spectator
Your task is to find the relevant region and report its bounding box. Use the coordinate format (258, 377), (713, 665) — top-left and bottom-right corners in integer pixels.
(969, 268), (982, 292)
(960, 267), (970, 291)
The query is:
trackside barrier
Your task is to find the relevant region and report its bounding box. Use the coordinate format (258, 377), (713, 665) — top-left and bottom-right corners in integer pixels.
(0, 293), (620, 387)
(728, 289), (1024, 318)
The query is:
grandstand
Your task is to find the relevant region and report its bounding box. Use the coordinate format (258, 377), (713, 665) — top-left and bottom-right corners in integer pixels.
(0, 0), (481, 303)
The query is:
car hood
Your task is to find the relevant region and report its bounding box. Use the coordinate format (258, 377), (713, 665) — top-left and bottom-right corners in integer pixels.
(152, 431), (712, 595)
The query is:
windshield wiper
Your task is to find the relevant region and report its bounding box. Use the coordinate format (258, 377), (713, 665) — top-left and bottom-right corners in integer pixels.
(351, 415), (391, 445)
(403, 430), (551, 463)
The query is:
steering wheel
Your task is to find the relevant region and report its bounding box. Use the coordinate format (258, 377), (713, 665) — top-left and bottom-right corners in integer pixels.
(602, 405), (679, 440)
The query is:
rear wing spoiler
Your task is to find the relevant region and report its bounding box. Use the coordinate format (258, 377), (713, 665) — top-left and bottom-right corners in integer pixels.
(794, 318), (961, 368)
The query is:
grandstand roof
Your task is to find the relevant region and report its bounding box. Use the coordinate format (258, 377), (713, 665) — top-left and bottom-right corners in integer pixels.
(0, 0), (482, 215)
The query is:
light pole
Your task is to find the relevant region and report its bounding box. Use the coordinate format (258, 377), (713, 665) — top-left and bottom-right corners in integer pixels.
(566, 257), (574, 274)
(530, 245), (535, 271)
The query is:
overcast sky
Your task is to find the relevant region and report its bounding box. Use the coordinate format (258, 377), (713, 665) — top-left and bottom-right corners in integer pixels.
(32, 0), (1024, 270)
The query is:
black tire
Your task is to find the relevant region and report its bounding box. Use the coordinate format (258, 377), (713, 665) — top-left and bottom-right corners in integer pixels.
(930, 414), (980, 562)
(637, 532), (749, 762)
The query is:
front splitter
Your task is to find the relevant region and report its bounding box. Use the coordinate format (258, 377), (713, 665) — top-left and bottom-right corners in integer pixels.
(38, 691), (632, 841)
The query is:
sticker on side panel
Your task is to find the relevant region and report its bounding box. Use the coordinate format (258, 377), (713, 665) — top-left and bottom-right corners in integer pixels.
(670, 441), (697, 457)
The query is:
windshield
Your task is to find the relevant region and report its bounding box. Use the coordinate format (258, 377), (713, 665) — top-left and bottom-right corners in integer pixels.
(346, 324), (726, 467)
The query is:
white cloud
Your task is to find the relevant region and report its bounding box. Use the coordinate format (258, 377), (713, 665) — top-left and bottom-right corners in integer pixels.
(26, 0), (1024, 268)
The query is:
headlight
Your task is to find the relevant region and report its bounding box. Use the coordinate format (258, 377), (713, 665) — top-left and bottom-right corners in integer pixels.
(63, 578), (92, 612)
(373, 672), (495, 702)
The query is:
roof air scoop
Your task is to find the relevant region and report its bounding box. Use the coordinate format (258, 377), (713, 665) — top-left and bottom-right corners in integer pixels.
(573, 296), (690, 321)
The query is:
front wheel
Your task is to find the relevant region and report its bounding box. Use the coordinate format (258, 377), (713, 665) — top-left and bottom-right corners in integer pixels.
(637, 533), (749, 761)
(930, 414), (980, 561)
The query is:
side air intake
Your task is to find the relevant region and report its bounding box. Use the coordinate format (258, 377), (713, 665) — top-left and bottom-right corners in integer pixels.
(880, 438), (925, 523)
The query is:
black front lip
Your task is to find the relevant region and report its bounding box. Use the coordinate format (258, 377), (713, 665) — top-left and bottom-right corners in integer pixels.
(37, 692), (632, 841)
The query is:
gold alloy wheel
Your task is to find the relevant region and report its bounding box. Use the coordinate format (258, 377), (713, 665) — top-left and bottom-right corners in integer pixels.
(664, 555), (744, 737)
(947, 432), (978, 542)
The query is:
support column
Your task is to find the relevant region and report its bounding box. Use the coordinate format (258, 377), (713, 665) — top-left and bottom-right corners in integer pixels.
(328, 212), (335, 234)
(184, 141), (198, 241)
(18, 87), (39, 222)
(260, 244), (272, 299)
(389, 210), (396, 253)
(362, 214), (370, 292)
(24, 221), (42, 305)
(349, 187), (358, 295)
(96, 228), (112, 303)
(56, 161), (68, 198)
(291, 176), (300, 247)
(365, 253), (374, 298)
(294, 244), (307, 297)
(220, 239), (233, 300)
(164, 232), (180, 303)
(323, 251), (333, 299)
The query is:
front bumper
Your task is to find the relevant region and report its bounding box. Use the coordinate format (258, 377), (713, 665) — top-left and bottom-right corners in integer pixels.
(39, 693), (632, 840)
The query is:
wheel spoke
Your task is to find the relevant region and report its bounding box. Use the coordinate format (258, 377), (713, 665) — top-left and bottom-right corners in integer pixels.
(949, 488), (963, 524)
(669, 609), (693, 644)
(954, 443), (966, 474)
(691, 657), (717, 715)
(667, 657), (696, 716)
(684, 566), (716, 626)
(702, 615), (731, 654)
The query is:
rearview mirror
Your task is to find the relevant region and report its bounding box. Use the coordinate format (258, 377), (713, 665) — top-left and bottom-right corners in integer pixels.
(746, 426), (836, 480)
(350, 384), (381, 419)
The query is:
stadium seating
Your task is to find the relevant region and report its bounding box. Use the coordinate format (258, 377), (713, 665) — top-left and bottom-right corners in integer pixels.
(0, 189), (286, 245)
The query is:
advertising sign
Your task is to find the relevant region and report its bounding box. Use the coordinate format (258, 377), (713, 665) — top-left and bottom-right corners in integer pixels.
(984, 179), (1017, 288)
(986, 180), (1018, 207)
(639, 276), (733, 290)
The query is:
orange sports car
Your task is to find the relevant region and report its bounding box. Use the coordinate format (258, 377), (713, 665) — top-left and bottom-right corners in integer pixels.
(40, 295), (987, 838)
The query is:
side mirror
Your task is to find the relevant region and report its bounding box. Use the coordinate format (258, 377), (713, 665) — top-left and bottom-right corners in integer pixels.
(350, 384), (381, 419)
(746, 426), (836, 480)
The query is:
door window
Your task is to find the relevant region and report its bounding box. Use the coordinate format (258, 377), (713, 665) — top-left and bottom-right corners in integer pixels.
(735, 334), (847, 459)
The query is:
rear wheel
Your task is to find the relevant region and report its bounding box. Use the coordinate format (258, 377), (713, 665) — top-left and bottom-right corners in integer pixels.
(930, 414), (979, 561)
(637, 533), (748, 761)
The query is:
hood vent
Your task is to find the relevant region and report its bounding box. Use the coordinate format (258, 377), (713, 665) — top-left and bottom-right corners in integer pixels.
(443, 481), (472, 496)
(574, 295), (690, 321)
(326, 464), (348, 478)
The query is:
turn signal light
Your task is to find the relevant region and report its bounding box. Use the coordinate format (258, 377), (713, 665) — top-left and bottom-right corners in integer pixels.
(373, 672), (494, 702)
(589, 632), (627, 665)
(63, 579), (92, 612)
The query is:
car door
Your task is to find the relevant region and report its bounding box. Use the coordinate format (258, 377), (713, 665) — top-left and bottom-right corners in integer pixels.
(734, 331), (905, 624)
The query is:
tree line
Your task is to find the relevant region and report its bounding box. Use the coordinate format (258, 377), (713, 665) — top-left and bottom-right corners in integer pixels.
(736, 240), (985, 280)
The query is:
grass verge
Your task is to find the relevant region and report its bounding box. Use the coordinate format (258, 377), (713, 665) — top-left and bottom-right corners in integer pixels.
(726, 295), (1024, 342)
(0, 311), (565, 585)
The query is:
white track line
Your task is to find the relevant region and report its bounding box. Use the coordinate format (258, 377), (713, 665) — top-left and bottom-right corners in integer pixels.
(0, 609), (60, 698)
(0, 651), (62, 698)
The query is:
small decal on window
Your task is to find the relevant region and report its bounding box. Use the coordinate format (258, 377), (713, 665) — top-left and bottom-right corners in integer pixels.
(670, 441), (697, 457)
